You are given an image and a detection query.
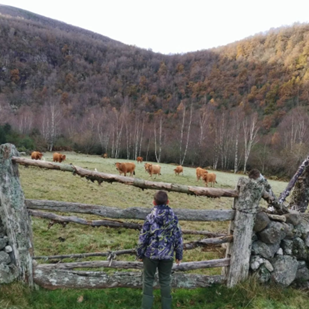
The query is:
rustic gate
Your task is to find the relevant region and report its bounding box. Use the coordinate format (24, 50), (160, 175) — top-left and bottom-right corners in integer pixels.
(0, 143), (265, 289)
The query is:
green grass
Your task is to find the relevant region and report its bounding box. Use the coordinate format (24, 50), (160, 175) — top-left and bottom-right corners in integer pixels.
(1, 279), (308, 309)
(1, 152), (305, 309)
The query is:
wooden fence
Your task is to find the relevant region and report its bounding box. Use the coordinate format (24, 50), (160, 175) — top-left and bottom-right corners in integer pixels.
(0, 143), (265, 290)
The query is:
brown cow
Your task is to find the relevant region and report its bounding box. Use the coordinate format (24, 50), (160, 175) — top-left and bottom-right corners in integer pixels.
(145, 164), (161, 177)
(144, 163), (151, 172)
(202, 172), (217, 187)
(115, 162), (136, 176)
(174, 165), (183, 176)
(136, 156), (143, 163)
(102, 153), (108, 158)
(31, 151), (43, 160)
(196, 167), (208, 181)
(53, 152), (66, 163)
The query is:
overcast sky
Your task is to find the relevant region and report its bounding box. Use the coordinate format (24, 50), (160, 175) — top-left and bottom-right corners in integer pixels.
(1, 0), (309, 54)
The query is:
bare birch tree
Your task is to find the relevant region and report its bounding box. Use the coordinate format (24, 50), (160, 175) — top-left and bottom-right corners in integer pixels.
(232, 110), (241, 173)
(195, 97), (209, 165)
(179, 102), (193, 165)
(41, 99), (62, 151)
(133, 111), (145, 159)
(243, 113), (259, 173)
(154, 110), (163, 163)
(111, 107), (125, 159)
(138, 115), (145, 157)
(97, 108), (111, 155)
(16, 106), (34, 135)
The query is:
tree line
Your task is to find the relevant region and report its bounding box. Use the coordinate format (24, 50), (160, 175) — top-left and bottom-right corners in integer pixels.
(2, 98), (309, 178)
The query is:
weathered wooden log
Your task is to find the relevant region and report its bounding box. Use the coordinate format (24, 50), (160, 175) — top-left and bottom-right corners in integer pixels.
(182, 230), (227, 237)
(28, 210), (141, 230)
(33, 236), (232, 261)
(266, 213), (286, 222)
(197, 235), (233, 245)
(33, 249), (136, 260)
(13, 157), (238, 198)
(30, 209), (229, 235)
(224, 177), (264, 288)
(183, 235), (233, 250)
(25, 199), (235, 222)
(35, 258), (230, 271)
(288, 164), (309, 213)
(262, 190), (289, 214)
(33, 268), (225, 289)
(0, 144), (33, 286)
(279, 154), (309, 204)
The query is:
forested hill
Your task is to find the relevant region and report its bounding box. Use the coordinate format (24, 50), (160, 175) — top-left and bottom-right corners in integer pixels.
(0, 4), (309, 177)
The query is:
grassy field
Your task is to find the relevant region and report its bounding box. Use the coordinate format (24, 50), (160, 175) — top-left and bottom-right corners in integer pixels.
(1, 152), (307, 309)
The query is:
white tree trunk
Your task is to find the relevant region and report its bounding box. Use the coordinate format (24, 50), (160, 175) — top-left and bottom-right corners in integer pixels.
(180, 104), (193, 165)
(243, 114), (259, 174)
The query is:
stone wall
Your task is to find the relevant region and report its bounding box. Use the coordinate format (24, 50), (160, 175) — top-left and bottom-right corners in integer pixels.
(0, 217), (18, 284)
(250, 210), (309, 288)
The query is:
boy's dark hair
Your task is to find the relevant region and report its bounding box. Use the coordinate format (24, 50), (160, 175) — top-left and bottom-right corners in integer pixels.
(248, 169), (261, 180)
(154, 190), (168, 205)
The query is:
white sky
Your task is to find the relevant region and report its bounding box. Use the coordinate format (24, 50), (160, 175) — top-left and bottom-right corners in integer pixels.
(0, 0), (309, 54)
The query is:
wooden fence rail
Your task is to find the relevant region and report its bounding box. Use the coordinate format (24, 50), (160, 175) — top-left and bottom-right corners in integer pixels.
(13, 156), (239, 198)
(25, 199), (235, 221)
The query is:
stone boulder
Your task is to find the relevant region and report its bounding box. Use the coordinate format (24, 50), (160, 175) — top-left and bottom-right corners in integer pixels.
(257, 221), (286, 244)
(253, 212), (270, 232)
(252, 240), (280, 259)
(292, 237), (308, 260)
(271, 255), (298, 287)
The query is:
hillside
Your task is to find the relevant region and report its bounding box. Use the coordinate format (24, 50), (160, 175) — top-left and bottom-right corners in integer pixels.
(0, 4), (309, 177)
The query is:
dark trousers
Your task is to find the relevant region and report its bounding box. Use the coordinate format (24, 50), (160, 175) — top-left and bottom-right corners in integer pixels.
(142, 257), (173, 298)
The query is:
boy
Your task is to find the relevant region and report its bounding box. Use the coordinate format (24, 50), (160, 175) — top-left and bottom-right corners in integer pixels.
(137, 190), (183, 309)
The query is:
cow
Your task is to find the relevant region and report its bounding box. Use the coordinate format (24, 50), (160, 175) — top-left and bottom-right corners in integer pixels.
(102, 153), (108, 158)
(31, 151), (43, 160)
(136, 156), (143, 163)
(196, 167), (208, 181)
(53, 152), (66, 163)
(144, 163), (151, 172)
(115, 162), (136, 176)
(202, 172), (217, 187)
(145, 164), (161, 177)
(174, 165), (183, 176)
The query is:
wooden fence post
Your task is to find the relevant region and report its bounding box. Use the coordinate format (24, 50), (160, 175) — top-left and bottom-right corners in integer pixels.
(224, 177), (263, 288)
(0, 143), (33, 286)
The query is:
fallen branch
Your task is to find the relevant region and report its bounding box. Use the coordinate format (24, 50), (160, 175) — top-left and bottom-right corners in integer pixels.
(266, 213), (286, 222)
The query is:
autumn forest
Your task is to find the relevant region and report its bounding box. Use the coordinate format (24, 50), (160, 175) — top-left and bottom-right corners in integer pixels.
(0, 5), (309, 177)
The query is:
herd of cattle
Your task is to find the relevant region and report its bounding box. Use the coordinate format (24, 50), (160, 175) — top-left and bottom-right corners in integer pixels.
(30, 151), (66, 163)
(115, 157), (217, 187)
(30, 152), (217, 187)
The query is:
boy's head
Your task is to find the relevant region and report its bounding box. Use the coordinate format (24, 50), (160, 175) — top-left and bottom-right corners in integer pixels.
(248, 169), (261, 180)
(153, 190), (168, 205)
(248, 168), (264, 181)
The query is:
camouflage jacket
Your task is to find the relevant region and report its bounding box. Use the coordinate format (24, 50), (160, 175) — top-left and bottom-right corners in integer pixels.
(137, 204), (183, 261)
